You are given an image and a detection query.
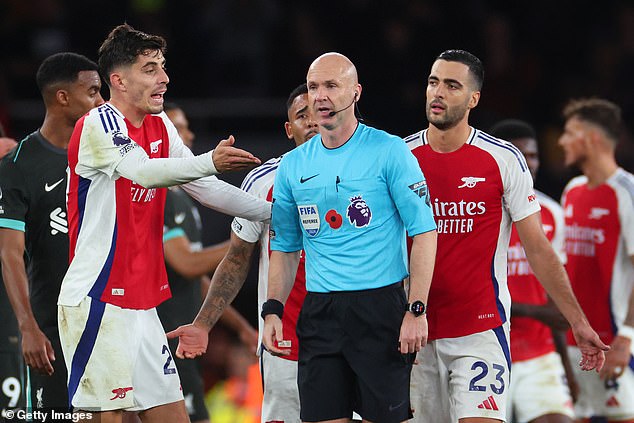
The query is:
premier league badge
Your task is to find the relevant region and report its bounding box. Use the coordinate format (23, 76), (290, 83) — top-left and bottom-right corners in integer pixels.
(298, 204), (320, 236)
(347, 195), (372, 228)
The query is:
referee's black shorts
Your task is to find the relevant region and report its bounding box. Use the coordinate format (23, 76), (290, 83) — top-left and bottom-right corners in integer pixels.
(297, 281), (414, 423)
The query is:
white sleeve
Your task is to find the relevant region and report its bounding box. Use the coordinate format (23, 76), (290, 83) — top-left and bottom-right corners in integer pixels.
(76, 110), (133, 178)
(115, 147), (217, 188)
(614, 172), (634, 256)
(544, 195), (567, 264)
(502, 150), (541, 222)
(180, 176), (271, 222)
(231, 217), (263, 243)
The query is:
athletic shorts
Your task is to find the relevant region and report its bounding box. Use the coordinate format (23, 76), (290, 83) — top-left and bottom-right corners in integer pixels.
(26, 334), (69, 413)
(0, 348), (24, 411)
(296, 282), (413, 423)
(568, 346), (634, 420)
(260, 349), (300, 423)
(410, 326), (511, 423)
(58, 297), (183, 412)
(171, 349), (208, 422)
(508, 351), (574, 422)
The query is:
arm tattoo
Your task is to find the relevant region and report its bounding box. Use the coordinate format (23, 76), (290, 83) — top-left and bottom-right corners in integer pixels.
(196, 240), (255, 328)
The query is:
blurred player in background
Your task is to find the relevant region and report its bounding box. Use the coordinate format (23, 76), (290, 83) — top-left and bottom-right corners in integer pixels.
(559, 98), (634, 423)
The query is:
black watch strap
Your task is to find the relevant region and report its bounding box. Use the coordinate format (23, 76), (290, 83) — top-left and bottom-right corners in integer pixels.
(406, 300), (426, 317)
(261, 299), (284, 319)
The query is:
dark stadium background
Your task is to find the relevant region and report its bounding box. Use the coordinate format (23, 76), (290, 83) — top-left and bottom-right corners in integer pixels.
(1, 0), (633, 327)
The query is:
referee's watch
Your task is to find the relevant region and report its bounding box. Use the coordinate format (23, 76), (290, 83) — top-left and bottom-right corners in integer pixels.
(406, 300), (426, 317)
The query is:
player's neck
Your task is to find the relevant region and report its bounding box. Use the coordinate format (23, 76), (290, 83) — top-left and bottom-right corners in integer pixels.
(426, 122), (471, 153)
(582, 153), (618, 188)
(39, 114), (73, 150)
(110, 98), (146, 128)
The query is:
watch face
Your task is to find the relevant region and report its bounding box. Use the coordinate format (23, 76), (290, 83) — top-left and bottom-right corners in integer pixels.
(410, 301), (426, 316)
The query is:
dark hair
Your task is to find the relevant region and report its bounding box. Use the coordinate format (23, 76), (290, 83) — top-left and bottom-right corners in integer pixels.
(286, 83), (308, 111)
(98, 23), (167, 86)
(36, 52), (99, 94)
(562, 98), (622, 143)
(436, 49), (484, 91)
(489, 119), (536, 141)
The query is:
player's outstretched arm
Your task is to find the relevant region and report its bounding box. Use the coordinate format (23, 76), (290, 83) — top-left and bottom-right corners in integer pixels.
(211, 135), (261, 172)
(516, 213), (609, 371)
(166, 231), (257, 359)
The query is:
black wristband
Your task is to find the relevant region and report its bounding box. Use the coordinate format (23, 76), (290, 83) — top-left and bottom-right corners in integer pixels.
(261, 299), (284, 319)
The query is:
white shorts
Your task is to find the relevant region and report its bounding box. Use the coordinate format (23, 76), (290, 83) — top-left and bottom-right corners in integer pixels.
(507, 351), (574, 422)
(260, 350), (300, 423)
(58, 297), (183, 412)
(568, 346), (634, 420)
(410, 327), (511, 423)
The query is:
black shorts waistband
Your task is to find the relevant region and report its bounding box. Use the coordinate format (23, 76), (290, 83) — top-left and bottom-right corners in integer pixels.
(308, 281), (403, 297)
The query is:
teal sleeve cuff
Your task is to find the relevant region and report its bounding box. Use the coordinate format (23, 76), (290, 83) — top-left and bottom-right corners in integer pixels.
(0, 218), (25, 232)
(163, 227), (185, 242)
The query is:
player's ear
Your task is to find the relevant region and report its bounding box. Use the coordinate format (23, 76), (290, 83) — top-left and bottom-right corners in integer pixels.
(110, 72), (126, 92)
(468, 90), (480, 109)
(56, 90), (70, 107)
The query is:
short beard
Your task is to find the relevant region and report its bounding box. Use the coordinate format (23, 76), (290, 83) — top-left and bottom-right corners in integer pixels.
(426, 103), (468, 131)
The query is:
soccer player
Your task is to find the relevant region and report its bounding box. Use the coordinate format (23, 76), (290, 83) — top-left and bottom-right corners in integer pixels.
(558, 98), (634, 422)
(0, 52), (104, 416)
(489, 119), (575, 423)
(405, 49), (607, 423)
(167, 83), (318, 423)
(57, 24), (270, 423)
(267, 53), (436, 423)
(0, 129), (23, 415)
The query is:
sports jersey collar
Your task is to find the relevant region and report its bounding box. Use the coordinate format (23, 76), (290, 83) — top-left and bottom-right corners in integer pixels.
(35, 130), (68, 156)
(320, 121), (362, 152)
(422, 126), (477, 146)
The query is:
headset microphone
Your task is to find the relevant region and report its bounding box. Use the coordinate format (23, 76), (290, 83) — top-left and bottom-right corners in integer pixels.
(328, 93), (357, 117)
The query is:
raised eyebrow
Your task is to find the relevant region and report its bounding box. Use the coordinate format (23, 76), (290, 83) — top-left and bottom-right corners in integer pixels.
(295, 105), (309, 117)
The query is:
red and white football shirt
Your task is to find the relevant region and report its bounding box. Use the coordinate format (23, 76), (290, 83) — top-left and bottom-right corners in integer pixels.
(508, 191), (566, 362)
(232, 156), (307, 361)
(60, 103), (193, 309)
(406, 128), (540, 340)
(562, 168), (634, 346)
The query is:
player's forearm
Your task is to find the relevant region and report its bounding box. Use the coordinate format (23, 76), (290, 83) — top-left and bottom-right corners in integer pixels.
(193, 239), (254, 331)
(267, 250), (301, 304)
(116, 147), (217, 188)
(0, 253), (39, 331)
(408, 230), (437, 302)
(182, 177), (271, 222)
